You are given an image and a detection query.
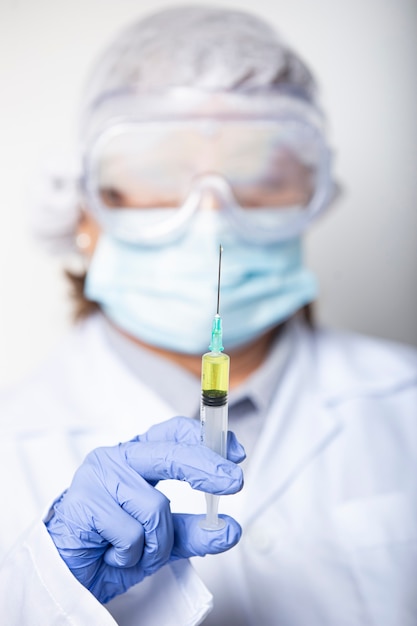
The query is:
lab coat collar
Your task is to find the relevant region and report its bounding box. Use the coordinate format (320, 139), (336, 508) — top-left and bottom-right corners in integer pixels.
(82, 314), (343, 526)
(240, 321), (344, 526)
(237, 320), (417, 525)
(82, 315), (343, 523)
(314, 325), (417, 405)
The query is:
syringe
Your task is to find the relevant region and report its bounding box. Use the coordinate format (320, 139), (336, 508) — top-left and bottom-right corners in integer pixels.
(199, 245), (230, 531)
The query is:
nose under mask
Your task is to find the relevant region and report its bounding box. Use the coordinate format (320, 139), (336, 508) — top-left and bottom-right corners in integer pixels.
(84, 211), (318, 354)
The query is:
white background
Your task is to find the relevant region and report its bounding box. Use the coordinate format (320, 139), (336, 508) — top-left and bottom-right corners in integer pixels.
(0, 0), (416, 388)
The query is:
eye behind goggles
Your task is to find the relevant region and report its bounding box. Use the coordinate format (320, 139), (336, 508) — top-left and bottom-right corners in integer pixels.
(82, 108), (335, 244)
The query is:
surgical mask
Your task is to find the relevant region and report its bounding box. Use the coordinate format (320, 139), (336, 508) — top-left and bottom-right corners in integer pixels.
(84, 211), (317, 354)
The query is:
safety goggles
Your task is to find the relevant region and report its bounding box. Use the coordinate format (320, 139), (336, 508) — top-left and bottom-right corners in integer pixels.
(81, 89), (335, 243)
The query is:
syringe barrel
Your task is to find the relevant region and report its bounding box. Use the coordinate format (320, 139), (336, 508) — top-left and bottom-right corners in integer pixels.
(201, 352), (230, 458)
(201, 403), (228, 457)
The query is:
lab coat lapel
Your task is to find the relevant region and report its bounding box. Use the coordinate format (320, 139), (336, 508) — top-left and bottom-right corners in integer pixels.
(241, 322), (343, 526)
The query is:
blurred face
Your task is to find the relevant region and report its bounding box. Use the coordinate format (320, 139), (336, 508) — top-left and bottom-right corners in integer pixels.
(96, 130), (315, 211)
(79, 102), (325, 361)
(82, 116), (324, 245)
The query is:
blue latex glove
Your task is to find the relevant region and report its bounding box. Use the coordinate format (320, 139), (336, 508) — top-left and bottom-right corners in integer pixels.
(45, 416), (245, 604)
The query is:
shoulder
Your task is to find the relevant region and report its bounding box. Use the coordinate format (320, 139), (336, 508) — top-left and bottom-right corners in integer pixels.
(302, 323), (417, 401)
(0, 315), (108, 430)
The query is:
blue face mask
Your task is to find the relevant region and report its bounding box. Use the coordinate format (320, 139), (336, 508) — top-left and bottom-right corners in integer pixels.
(84, 212), (317, 354)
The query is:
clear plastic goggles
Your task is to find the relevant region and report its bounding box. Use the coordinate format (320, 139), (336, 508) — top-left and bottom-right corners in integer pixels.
(81, 90), (335, 243)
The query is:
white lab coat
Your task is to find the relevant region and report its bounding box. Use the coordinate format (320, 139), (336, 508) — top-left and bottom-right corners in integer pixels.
(0, 314), (416, 625)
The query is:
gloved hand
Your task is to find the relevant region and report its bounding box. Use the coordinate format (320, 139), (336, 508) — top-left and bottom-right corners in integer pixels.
(45, 416), (245, 604)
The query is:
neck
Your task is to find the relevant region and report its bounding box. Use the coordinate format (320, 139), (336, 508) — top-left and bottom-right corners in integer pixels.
(112, 321), (281, 389)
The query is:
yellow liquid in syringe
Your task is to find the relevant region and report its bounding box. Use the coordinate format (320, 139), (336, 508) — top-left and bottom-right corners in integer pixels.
(201, 352), (230, 401)
(201, 352), (229, 459)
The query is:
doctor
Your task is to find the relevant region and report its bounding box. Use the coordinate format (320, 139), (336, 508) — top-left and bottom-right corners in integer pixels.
(1, 6), (417, 626)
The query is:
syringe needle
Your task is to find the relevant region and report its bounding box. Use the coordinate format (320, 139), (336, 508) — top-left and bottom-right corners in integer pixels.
(217, 244), (223, 316)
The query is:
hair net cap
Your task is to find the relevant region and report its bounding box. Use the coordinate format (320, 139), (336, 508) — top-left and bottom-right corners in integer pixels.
(81, 6), (317, 123)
